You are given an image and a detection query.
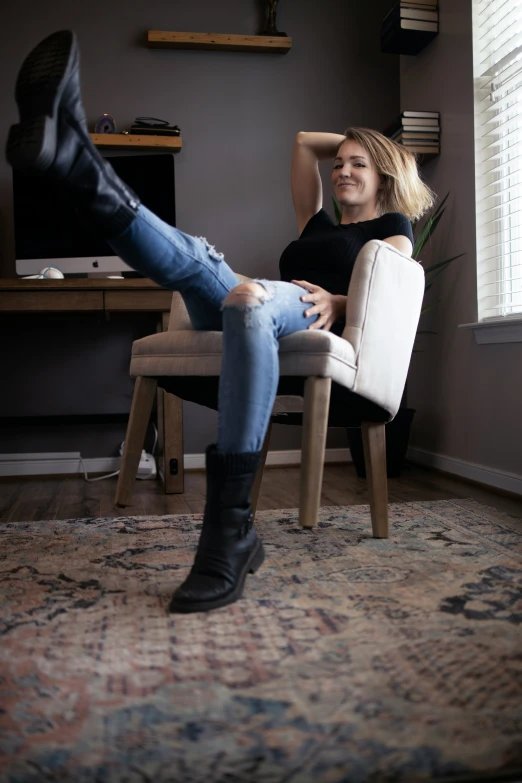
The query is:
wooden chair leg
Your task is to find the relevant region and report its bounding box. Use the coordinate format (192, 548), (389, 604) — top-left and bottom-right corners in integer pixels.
(115, 376), (158, 507)
(251, 421), (272, 520)
(299, 376), (332, 528)
(361, 422), (389, 538)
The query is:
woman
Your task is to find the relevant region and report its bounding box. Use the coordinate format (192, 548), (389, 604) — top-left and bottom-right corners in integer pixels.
(6, 30), (435, 615)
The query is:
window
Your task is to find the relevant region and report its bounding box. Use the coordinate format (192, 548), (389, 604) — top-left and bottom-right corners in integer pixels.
(472, 0), (522, 321)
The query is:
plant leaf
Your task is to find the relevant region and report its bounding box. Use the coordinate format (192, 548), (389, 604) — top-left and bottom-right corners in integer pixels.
(413, 191), (451, 258)
(423, 253), (466, 275)
(414, 211), (445, 259)
(420, 301), (440, 315)
(424, 257), (466, 291)
(413, 191), (450, 240)
(332, 196), (343, 225)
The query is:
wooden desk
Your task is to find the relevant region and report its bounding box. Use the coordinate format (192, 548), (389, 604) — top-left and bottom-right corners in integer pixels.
(0, 278), (184, 493)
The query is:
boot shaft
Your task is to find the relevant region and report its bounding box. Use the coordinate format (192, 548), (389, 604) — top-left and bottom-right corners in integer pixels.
(6, 29), (140, 240)
(52, 112), (141, 237)
(205, 444), (261, 510)
(200, 445), (262, 546)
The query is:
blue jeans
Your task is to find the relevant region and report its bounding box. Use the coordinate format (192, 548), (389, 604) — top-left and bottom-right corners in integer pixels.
(108, 205), (318, 453)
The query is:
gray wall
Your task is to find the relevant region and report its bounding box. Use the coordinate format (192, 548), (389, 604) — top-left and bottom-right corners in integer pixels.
(0, 0), (399, 458)
(401, 0), (522, 477)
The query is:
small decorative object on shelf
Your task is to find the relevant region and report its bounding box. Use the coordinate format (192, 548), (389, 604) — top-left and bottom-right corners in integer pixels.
(381, 1), (438, 56)
(259, 0), (287, 37)
(94, 114), (116, 134)
(383, 111), (440, 162)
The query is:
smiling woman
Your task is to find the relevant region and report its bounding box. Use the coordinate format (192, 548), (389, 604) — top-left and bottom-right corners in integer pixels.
(332, 142), (385, 223)
(279, 127), (434, 335)
(333, 127), (435, 221)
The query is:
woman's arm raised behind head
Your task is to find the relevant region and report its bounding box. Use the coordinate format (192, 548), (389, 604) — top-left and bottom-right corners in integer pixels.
(291, 132), (346, 236)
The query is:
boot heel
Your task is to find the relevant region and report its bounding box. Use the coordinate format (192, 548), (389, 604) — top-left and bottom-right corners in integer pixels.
(6, 116), (56, 172)
(248, 540), (265, 574)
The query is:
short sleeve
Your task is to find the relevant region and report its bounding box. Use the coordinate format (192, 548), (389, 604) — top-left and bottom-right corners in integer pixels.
(376, 212), (414, 244)
(299, 208), (335, 237)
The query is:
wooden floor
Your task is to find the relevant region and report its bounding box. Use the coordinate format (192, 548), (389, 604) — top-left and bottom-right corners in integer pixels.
(1, 462), (521, 529)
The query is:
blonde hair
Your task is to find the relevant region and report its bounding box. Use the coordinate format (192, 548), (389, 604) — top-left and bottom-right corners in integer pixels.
(336, 127), (436, 222)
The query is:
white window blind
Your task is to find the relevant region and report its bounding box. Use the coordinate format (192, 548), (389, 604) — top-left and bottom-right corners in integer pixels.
(472, 0), (522, 320)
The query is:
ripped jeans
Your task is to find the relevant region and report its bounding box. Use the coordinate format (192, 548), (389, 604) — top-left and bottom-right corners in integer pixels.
(108, 205), (318, 453)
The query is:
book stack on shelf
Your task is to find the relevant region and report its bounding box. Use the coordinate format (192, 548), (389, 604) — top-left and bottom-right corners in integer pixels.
(384, 111), (440, 162)
(381, 1), (438, 56)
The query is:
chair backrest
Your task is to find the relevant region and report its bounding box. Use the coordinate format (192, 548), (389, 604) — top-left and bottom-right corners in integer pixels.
(168, 273), (251, 330)
(342, 239), (425, 416)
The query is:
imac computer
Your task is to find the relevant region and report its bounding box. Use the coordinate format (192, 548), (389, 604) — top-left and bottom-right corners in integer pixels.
(12, 153), (176, 277)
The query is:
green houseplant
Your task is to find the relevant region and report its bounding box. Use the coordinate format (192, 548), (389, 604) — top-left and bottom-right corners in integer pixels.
(335, 192), (465, 477)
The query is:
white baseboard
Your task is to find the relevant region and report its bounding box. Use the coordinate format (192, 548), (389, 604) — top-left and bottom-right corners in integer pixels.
(3, 448), (520, 498)
(0, 452), (120, 478)
(407, 446), (522, 496)
(0, 449), (352, 478)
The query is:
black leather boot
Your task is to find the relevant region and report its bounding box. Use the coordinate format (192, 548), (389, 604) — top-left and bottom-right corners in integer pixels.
(6, 30), (140, 238)
(169, 445), (265, 614)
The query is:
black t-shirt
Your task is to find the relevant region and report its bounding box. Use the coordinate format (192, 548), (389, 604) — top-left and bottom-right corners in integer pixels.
(279, 208), (414, 296)
(279, 208), (414, 336)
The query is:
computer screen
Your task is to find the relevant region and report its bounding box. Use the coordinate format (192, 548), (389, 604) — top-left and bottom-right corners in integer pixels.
(13, 153), (176, 276)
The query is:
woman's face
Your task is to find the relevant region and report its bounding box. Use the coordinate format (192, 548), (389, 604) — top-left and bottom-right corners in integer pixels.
(331, 139), (383, 213)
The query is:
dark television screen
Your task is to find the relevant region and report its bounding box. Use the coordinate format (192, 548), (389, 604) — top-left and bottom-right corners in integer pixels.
(12, 153), (176, 260)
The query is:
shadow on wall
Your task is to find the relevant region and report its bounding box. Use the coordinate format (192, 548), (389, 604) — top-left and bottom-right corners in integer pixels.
(256, 0), (270, 32)
(0, 185), (16, 278)
(0, 176), (16, 278)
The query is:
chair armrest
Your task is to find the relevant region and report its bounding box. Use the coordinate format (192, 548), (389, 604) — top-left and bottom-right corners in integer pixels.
(167, 272), (252, 331)
(341, 239), (425, 417)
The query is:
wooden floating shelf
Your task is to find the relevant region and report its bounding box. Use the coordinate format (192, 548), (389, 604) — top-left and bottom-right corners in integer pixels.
(147, 30), (292, 54)
(90, 133), (182, 151)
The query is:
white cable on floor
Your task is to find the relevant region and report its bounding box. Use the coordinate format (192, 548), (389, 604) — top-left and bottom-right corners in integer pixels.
(78, 455), (120, 483)
(79, 422), (159, 482)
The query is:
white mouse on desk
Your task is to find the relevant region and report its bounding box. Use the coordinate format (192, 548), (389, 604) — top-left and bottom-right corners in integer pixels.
(21, 266), (64, 279)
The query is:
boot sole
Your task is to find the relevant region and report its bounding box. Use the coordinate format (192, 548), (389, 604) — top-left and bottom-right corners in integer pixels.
(168, 538), (266, 614)
(6, 30), (76, 172)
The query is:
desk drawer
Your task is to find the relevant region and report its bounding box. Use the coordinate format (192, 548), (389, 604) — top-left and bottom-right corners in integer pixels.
(105, 291), (172, 312)
(0, 291), (104, 311)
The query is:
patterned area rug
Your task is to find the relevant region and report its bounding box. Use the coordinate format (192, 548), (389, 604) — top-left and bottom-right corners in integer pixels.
(1, 499), (521, 783)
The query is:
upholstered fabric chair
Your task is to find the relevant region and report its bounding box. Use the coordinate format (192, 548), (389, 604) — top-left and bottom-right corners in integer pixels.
(116, 239), (424, 538)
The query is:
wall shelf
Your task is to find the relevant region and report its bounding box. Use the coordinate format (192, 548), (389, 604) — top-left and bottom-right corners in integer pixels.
(383, 111), (440, 165)
(380, 2), (439, 56)
(90, 133), (182, 151)
(147, 30), (292, 54)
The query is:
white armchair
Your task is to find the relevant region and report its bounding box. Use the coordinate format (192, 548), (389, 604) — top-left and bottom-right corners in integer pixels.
(116, 239), (425, 538)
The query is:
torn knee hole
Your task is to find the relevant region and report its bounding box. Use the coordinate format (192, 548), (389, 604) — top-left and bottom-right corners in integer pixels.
(223, 283), (268, 308)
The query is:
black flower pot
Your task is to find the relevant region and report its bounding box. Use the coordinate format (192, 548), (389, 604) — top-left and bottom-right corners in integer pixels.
(346, 407), (416, 479)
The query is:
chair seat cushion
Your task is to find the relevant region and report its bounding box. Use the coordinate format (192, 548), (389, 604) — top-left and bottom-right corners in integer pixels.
(131, 329), (357, 389)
